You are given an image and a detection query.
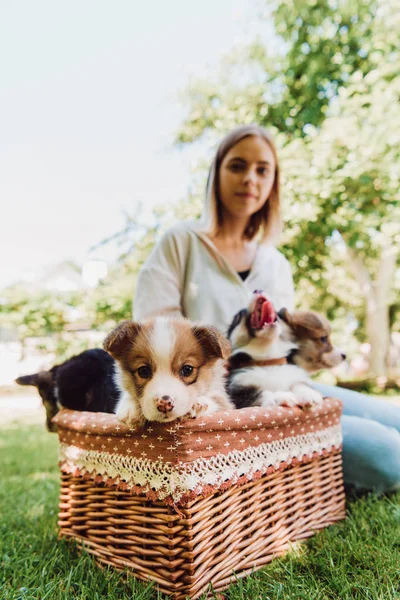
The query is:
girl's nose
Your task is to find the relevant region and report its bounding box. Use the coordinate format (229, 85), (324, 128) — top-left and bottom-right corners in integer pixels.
(243, 168), (257, 184)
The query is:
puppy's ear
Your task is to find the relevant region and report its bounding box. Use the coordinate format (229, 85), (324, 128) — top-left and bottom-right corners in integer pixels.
(192, 325), (231, 360)
(227, 309), (248, 340)
(282, 311), (329, 338)
(103, 321), (141, 359)
(277, 308), (293, 325)
(15, 371), (52, 388)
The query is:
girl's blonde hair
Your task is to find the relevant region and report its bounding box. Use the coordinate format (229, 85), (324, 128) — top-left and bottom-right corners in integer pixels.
(201, 124), (282, 244)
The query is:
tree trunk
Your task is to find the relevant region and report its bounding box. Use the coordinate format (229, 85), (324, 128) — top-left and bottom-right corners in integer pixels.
(345, 243), (396, 379)
(365, 288), (390, 378)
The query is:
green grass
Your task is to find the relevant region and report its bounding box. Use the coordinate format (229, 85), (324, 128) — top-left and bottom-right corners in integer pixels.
(1, 424), (399, 600)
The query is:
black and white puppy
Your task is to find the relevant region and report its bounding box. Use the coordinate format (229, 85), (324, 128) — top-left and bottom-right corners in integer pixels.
(15, 349), (119, 432)
(226, 291), (345, 409)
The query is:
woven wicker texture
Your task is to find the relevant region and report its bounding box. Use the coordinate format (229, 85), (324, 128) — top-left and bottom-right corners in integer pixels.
(59, 452), (345, 598)
(56, 400), (345, 598)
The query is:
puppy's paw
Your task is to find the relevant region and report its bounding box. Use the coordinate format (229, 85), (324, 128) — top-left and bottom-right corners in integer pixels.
(273, 391), (298, 407)
(260, 390), (280, 407)
(292, 384), (323, 408)
(115, 397), (145, 429)
(188, 396), (220, 418)
(117, 412), (145, 430)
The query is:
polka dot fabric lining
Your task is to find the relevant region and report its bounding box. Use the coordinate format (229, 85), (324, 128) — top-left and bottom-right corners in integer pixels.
(54, 398), (342, 505)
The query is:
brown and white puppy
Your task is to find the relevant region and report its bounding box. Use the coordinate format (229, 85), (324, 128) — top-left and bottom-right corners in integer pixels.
(278, 308), (346, 373)
(226, 292), (345, 408)
(104, 316), (233, 428)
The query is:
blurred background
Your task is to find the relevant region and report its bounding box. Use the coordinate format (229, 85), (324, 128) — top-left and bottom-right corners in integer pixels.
(1, 0), (399, 402)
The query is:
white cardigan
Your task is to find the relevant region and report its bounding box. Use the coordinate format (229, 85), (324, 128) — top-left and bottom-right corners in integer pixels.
(133, 221), (295, 335)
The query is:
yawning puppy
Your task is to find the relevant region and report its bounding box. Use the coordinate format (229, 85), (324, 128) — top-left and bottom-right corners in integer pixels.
(226, 292), (345, 408)
(104, 317), (233, 428)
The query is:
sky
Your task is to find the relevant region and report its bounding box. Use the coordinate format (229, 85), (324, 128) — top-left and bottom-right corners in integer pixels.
(0, 0), (266, 289)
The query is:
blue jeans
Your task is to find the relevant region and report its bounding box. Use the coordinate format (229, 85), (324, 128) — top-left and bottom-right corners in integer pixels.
(313, 383), (400, 494)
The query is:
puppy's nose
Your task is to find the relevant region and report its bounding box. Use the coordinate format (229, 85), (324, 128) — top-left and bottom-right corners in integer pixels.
(156, 395), (174, 414)
(341, 352), (347, 360)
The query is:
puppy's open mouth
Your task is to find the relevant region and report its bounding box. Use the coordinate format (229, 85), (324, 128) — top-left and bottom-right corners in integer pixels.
(250, 295), (277, 330)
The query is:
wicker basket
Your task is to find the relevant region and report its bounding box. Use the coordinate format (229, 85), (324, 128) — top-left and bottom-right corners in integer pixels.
(54, 399), (345, 599)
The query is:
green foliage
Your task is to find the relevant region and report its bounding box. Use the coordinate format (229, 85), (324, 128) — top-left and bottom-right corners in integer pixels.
(177, 0), (382, 144)
(0, 286), (76, 338)
(270, 0), (378, 134)
(280, 64), (399, 281)
(174, 0), (400, 364)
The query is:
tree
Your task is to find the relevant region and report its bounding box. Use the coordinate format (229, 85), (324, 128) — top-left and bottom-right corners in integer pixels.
(280, 65), (400, 376)
(175, 0), (400, 377)
(177, 0), (379, 143)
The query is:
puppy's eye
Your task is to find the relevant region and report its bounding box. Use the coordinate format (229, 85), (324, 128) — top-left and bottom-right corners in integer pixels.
(137, 366), (152, 379)
(320, 336), (328, 343)
(180, 365), (194, 377)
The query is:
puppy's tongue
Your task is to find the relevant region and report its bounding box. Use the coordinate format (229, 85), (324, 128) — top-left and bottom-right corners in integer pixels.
(250, 296), (276, 330)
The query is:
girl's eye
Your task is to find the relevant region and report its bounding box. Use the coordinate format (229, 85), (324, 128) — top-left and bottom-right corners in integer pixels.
(258, 167), (269, 176)
(320, 336), (328, 344)
(229, 163), (244, 172)
(137, 366), (152, 379)
(180, 365), (194, 377)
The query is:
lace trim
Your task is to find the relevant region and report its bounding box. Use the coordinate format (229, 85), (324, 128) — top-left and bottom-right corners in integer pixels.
(59, 424), (342, 503)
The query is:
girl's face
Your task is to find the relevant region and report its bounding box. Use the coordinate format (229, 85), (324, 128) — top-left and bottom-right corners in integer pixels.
(218, 136), (276, 223)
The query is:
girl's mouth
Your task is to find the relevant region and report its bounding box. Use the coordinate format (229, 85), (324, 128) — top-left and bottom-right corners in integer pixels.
(235, 192), (257, 199)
